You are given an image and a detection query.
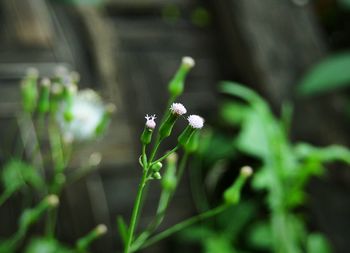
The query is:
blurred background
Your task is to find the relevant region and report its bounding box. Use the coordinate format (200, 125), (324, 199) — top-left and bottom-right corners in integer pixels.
(0, 0), (350, 252)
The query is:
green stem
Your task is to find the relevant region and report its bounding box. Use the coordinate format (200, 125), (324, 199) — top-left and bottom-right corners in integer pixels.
(142, 145), (147, 167)
(137, 204), (228, 251)
(124, 170), (149, 253)
(148, 137), (161, 164)
(150, 146), (179, 166)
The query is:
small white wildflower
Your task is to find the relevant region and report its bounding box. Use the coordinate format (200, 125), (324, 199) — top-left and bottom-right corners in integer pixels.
(26, 67), (39, 78)
(187, 115), (204, 129)
(51, 83), (63, 95)
(46, 194), (59, 207)
(89, 152), (102, 167)
(106, 103), (117, 114)
(240, 166), (253, 177)
(170, 103), (187, 115)
(95, 224), (108, 235)
(55, 65), (69, 77)
(56, 89), (105, 141)
(182, 56), (195, 69)
(41, 78), (51, 87)
(145, 114), (156, 129)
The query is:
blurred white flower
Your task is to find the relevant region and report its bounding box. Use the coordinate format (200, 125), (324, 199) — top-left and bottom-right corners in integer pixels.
(56, 89), (105, 141)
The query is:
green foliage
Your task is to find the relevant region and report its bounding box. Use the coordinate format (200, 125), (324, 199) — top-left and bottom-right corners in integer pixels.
(338, 0), (350, 10)
(298, 52), (350, 96)
(0, 159), (44, 205)
(25, 237), (73, 253)
(182, 81), (350, 253)
(307, 233), (332, 253)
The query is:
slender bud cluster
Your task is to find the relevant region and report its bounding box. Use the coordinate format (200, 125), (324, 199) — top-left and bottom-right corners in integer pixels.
(19, 68), (113, 142)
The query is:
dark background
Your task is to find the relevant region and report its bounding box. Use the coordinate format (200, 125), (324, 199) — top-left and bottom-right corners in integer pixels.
(0, 0), (350, 252)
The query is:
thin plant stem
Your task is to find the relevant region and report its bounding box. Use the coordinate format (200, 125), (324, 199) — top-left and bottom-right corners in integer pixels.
(137, 204), (228, 251)
(150, 146), (179, 166)
(148, 137), (161, 164)
(124, 169), (149, 253)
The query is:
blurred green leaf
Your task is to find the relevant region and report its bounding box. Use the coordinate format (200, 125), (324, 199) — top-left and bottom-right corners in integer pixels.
(338, 0), (350, 10)
(235, 111), (269, 158)
(298, 53), (350, 96)
(248, 221), (273, 250)
(307, 233), (332, 253)
(204, 236), (236, 253)
(220, 101), (250, 126)
(295, 143), (350, 164)
(217, 202), (256, 240)
(2, 159), (44, 193)
(25, 237), (73, 253)
(117, 216), (128, 246)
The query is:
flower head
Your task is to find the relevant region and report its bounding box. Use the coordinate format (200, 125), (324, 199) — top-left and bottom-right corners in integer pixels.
(187, 115), (204, 129)
(145, 114), (156, 129)
(240, 166), (253, 177)
(170, 103), (187, 115)
(56, 89), (106, 141)
(182, 56), (195, 69)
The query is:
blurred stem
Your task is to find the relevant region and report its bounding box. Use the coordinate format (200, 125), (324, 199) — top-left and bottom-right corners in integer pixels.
(137, 204), (228, 251)
(45, 120), (69, 237)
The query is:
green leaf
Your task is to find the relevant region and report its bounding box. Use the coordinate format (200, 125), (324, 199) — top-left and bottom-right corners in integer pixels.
(217, 201), (256, 240)
(298, 52), (350, 96)
(248, 221), (273, 250)
(235, 111), (269, 158)
(338, 0), (350, 10)
(220, 101), (250, 126)
(294, 143), (350, 164)
(1, 159), (44, 194)
(117, 216), (128, 246)
(307, 233), (332, 253)
(204, 235), (236, 253)
(25, 237), (73, 253)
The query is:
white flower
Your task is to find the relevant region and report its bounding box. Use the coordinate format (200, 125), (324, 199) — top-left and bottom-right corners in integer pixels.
(187, 115), (204, 129)
(182, 56), (195, 69)
(170, 103), (187, 115)
(56, 89), (105, 141)
(240, 166), (253, 177)
(145, 114), (156, 129)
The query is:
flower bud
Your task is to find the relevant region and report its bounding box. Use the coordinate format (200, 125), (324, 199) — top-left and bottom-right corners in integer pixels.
(152, 172), (162, 180)
(63, 84), (77, 122)
(37, 78), (51, 114)
(161, 152), (178, 191)
(159, 103), (187, 140)
(141, 114), (156, 145)
(151, 162), (163, 172)
(184, 131), (200, 153)
(76, 224), (108, 251)
(168, 57), (195, 98)
(178, 115), (204, 147)
(223, 166), (253, 205)
(21, 68), (39, 113)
